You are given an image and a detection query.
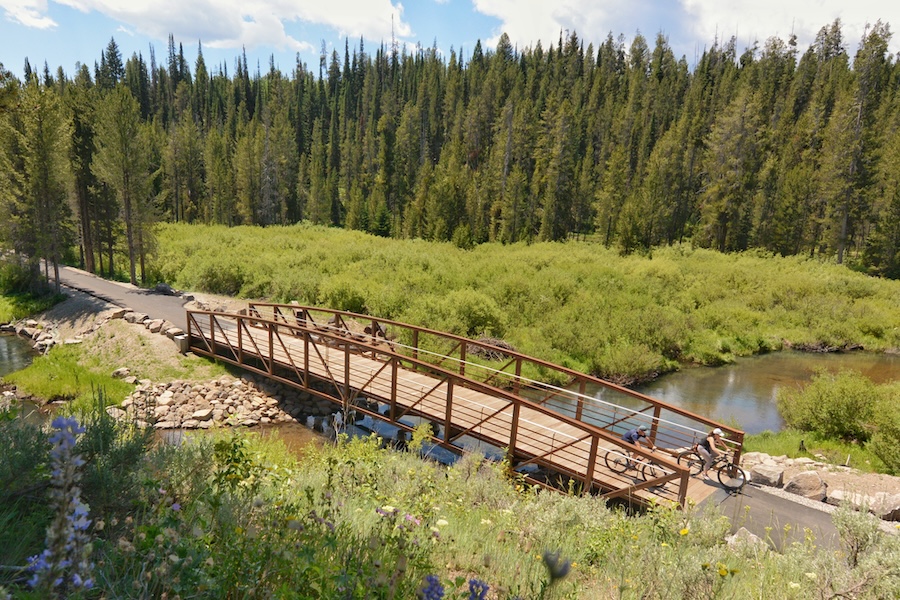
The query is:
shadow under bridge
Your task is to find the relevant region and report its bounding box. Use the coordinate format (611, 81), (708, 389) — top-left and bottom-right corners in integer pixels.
(186, 303), (744, 508)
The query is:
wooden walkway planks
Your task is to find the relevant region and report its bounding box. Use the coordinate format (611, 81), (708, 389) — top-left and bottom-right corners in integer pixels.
(188, 311), (723, 507)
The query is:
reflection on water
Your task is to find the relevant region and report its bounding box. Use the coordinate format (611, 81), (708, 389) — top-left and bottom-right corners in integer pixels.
(0, 334), (35, 377)
(629, 351), (900, 435)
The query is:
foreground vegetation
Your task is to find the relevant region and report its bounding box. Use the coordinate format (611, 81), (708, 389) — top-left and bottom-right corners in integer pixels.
(151, 223), (900, 383)
(1, 405), (899, 599)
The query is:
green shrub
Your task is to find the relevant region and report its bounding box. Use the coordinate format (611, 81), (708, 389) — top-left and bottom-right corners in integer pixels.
(777, 370), (878, 442)
(869, 383), (900, 474)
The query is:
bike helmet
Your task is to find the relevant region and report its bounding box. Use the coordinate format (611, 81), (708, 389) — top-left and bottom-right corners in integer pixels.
(712, 428), (723, 436)
(638, 425), (648, 432)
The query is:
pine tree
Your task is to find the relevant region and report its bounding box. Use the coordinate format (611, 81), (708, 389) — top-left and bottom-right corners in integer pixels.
(92, 85), (152, 285)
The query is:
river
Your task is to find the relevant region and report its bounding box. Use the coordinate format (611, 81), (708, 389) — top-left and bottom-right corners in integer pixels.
(629, 350), (900, 435)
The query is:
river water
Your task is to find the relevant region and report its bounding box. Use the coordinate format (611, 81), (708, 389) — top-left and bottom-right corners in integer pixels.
(629, 350), (900, 435)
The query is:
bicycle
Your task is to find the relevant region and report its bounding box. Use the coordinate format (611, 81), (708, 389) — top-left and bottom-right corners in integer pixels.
(604, 448), (661, 482)
(676, 448), (748, 492)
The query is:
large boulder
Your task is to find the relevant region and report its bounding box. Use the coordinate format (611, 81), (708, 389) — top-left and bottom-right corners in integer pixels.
(784, 471), (828, 501)
(750, 464), (784, 488)
(873, 493), (900, 522)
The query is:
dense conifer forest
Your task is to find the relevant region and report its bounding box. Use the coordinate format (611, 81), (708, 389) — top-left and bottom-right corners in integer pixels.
(2, 19), (900, 285)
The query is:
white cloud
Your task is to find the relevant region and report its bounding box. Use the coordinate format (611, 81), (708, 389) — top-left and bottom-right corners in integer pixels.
(11, 0), (412, 52)
(681, 0), (895, 53)
(0, 0), (58, 28)
(473, 0), (900, 57)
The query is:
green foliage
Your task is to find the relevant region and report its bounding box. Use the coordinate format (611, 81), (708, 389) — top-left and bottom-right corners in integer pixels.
(869, 382), (900, 474)
(2, 416), (900, 598)
(777, 370), (880, 442)
(4, 344), (134, 407)
(153, 224), (900, 383)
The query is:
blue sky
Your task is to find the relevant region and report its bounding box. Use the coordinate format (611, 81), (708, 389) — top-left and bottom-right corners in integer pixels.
(1, 1), (898, 80)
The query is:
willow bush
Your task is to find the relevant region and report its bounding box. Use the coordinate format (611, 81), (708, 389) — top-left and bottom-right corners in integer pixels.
(150, 223), (900, 383)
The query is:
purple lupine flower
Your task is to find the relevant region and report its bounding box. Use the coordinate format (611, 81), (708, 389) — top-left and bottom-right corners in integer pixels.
(468, 578), (489, 600)
(542, 550), (571, 581)
(419, 574), (444, 600)
(27, 417), (94, 595)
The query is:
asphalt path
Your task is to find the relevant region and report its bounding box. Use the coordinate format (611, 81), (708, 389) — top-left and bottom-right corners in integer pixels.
(57, 266), (190, 331)
(701, 479), (843, 551)
(55, 265), (849, 551)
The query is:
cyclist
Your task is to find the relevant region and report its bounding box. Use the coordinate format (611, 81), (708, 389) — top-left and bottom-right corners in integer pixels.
(699, 427), (729, 479)
(622, 425), (656, 451)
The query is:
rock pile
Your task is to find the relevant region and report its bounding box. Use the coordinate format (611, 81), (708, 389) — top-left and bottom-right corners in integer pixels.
(109, 373), (345, 432)
(742, 451), (900, 522)
(1, 307), (187, 354)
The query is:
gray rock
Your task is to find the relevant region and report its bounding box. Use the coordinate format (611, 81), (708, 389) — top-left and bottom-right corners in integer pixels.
(154, 420), (176, 429)
(112, 367), (131, 378)
(750, 465), (784, 488)
(873, 493), (900, 521)
(725, 527), (768, 552)
(146, 319), (165, 333)
(826, 489), (876, 511)
(192, 408), (214, 421)
(784, 471), (828, 502)
(110, 308), (129, 319)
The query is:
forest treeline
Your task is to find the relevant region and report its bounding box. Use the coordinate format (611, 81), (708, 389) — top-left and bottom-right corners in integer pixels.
(2, 19), (900, 287)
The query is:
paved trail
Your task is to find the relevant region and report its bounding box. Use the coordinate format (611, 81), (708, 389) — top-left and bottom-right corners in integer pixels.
(57, 266), (190, 331)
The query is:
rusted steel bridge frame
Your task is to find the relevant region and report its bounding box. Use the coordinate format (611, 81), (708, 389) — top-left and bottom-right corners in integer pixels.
(187, 304), (744, 507)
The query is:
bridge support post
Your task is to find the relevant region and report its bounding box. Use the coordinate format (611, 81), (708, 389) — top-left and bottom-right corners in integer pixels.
(443, 380), (454, 444)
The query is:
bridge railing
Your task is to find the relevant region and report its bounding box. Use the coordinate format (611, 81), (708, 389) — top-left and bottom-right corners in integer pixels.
(187, 307), (693, 505)
(245, 303), (744, 464)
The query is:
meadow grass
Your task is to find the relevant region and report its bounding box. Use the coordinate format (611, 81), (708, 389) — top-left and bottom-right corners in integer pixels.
(0, 293), (63, 324)
(2, 411), (899, 599)
(3, 344), (134, 408)
(148, 223), (900, 383)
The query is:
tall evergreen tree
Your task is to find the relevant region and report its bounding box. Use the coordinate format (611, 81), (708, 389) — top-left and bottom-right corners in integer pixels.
(92, 84), (153, 284)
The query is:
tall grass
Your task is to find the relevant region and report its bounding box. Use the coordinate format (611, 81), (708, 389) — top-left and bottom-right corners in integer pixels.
(2, 410), (899, 599)
(3, 344), (134, 408)
(148, 223), (900, 383)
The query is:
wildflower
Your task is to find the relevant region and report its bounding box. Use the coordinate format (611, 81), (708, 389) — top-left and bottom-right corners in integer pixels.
(805, 572), (817, 580)
(468, 578), (489, 600)
(171, 503), (181, 512)
(436, 519), (449, 527)
(419, 574), (444, 599)
(405, 513), (421, 526)
(480, 518), (492, 525)
(542, 550), (571, 581)
(27, 417), (94, 593)
(789, 582), (800, 589)
(679, 527), (690, 536)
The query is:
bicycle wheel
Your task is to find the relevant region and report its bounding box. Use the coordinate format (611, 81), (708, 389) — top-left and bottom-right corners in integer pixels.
(641, 461), (661, 482)
(605, 451), (630, 474)
(677, 451), (704, 476)
(717, 464), (748, 491)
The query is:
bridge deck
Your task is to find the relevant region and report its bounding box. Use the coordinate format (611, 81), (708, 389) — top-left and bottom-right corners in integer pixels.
(187, 307), (733, 508)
